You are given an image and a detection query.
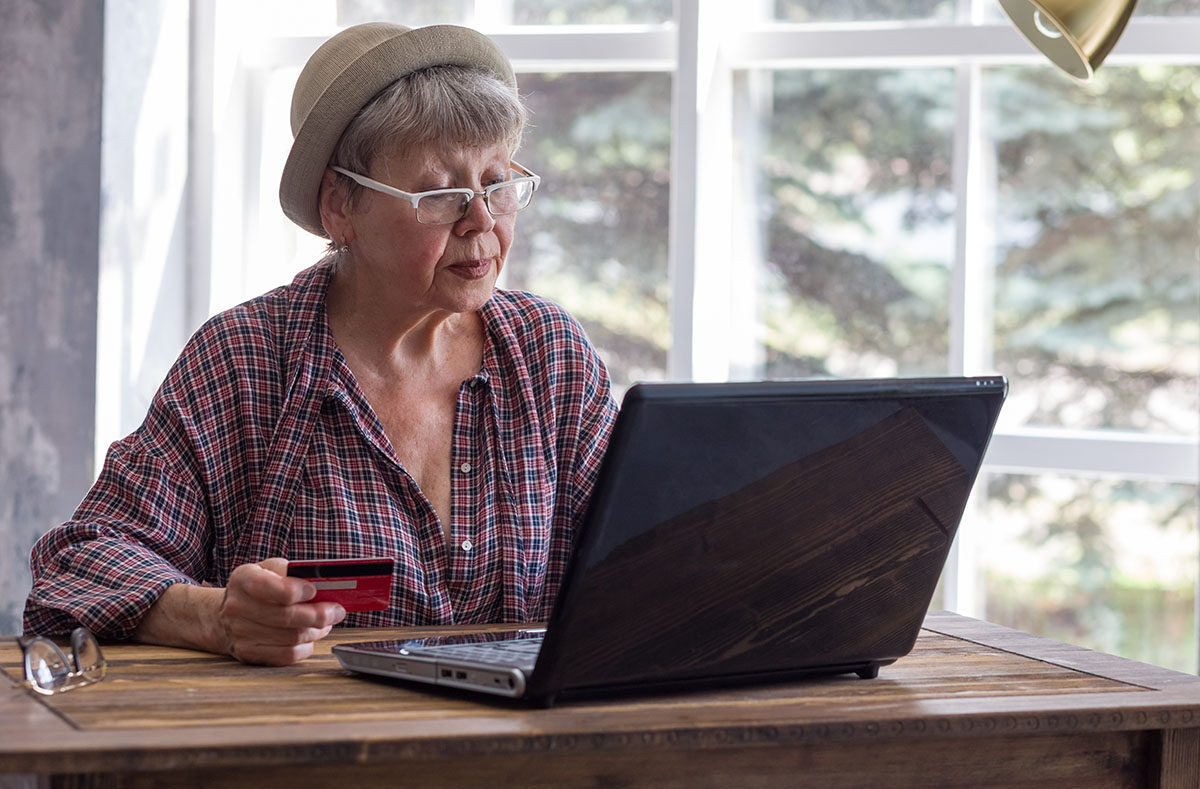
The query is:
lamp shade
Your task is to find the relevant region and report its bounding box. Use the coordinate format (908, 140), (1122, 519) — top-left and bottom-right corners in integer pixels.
(996, 0), (1138, 82)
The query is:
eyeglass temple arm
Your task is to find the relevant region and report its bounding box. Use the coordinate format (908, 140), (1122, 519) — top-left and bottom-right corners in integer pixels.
(510, 161), (541, 188)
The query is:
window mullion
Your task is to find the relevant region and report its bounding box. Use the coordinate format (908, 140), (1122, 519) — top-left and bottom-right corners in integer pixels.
(947, 59), (998, 619)
(667, 1), (701, 380)
(669, 0), (740, 382)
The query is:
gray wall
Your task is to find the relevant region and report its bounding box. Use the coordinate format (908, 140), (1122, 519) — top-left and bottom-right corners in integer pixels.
(0, 0), (104, 636)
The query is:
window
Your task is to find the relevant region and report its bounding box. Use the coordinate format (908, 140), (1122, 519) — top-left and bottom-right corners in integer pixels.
(749, 66), (958, 380)
(166, 1), (1200, 671)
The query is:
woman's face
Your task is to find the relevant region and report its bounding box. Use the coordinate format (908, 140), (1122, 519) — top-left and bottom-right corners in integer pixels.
(340, 140), (517, 317)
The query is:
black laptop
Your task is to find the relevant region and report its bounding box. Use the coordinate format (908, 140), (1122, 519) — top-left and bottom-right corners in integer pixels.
(333, 376), (1007, 706)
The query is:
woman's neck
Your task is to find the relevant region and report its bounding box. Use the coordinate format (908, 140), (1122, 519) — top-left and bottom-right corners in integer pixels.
(324, 261), (481, 379)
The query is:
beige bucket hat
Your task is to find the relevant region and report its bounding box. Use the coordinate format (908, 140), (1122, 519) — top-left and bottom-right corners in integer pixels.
(279, 22), (518, 237)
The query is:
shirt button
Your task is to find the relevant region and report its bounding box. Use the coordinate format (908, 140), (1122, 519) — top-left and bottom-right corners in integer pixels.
(468, 378), (478, 388)
(459, 462), (472, 473)
(461, 539), (474, 552)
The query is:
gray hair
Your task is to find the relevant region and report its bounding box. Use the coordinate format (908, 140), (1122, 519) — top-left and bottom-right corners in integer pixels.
(325, 64), (528, 250)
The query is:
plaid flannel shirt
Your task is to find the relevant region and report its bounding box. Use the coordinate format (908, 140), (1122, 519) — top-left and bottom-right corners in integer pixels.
(24, 261), (616, 638)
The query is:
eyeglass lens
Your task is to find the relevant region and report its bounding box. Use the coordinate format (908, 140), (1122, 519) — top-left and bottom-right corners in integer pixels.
(416, 180), (534, 224)
(71, 627), (106, 680)
(23, 640), (73, 692)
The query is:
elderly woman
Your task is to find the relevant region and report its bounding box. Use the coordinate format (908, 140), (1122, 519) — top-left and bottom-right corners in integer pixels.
(24, 22), (617, 665)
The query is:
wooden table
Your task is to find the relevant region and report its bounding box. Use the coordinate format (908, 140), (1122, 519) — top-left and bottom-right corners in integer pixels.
(2, 612), (1199, 788)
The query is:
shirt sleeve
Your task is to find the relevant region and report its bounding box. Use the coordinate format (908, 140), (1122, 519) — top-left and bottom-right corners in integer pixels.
(23, 426), (210, 638)
(23, 304), (278, 639)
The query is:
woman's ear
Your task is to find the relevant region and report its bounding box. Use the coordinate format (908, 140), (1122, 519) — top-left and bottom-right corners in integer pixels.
(318, 167), (354, 243)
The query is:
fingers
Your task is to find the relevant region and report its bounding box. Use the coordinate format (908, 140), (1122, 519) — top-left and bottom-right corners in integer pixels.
(257, 556), (291, 577)
(229, 560), (315, 607)
(223, 620), (338, 667)
(224, 591), (345, 630)
(217, 559), (348, 666)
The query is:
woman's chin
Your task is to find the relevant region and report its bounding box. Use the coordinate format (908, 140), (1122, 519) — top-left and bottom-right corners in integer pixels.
(442, 273), (498, 314)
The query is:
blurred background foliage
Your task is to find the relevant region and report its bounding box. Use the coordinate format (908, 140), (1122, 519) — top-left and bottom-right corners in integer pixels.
(758, 67), (957, 379)
(511, 72), (672, 387)
(988, 66), (1200, 435)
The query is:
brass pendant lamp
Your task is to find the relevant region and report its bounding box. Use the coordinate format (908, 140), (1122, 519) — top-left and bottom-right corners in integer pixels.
(996, 0), (1139, 81)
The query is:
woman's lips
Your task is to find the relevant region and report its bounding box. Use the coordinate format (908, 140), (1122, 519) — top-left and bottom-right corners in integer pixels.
(446, 258), (494, 280)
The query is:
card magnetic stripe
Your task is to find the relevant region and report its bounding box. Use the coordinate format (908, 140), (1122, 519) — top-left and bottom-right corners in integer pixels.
(288, 560), (394, 579)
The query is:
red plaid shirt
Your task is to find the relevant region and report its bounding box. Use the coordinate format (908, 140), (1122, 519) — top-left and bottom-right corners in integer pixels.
(24, 262), (616, 638)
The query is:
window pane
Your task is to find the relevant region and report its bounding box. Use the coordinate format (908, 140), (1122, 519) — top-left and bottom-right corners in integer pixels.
(980, 473), (1198, 673)
(749, 68), (957, 379)
(506, 73), (672, 394)
(984, 66), (1200, 435)
(775, 0), (955, 23)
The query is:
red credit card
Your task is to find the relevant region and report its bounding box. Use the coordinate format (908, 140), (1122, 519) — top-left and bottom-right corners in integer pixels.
(287, 557), (394, 612)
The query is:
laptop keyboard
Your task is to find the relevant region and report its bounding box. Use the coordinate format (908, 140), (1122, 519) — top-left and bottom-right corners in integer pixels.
(420, 634), (544, 668)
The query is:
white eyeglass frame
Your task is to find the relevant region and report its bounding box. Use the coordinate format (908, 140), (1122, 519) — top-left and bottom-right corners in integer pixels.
(330, 161), (541, 225)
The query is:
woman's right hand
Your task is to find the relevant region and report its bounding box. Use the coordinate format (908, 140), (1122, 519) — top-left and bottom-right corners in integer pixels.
(216, 558), (347, 665)
(134, 558), (346, 666)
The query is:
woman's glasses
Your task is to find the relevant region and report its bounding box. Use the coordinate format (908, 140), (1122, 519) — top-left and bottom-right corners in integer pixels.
(18, 627), (106, 695)
(331, 161), (541, 225)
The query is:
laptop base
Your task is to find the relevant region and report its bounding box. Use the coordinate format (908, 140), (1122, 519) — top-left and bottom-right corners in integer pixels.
(531, 659), (896, 708)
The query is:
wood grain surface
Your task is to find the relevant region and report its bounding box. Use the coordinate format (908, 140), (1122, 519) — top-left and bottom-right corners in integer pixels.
(0, 618), (1145, 732)
(3, 612), (1199, 787)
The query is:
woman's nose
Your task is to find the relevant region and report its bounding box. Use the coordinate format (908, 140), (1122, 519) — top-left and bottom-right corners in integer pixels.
(455, 192), (496, 234)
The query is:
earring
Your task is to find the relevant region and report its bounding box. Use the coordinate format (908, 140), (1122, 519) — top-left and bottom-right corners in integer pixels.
(339, 236), (350, 254)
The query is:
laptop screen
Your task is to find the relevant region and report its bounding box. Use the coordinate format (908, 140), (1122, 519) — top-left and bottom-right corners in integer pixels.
(528, 377), (1006, 698)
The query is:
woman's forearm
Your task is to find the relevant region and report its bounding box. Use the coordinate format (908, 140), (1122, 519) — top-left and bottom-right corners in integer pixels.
(133, 582), (227, 654)
(131, 560), (344, 665)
